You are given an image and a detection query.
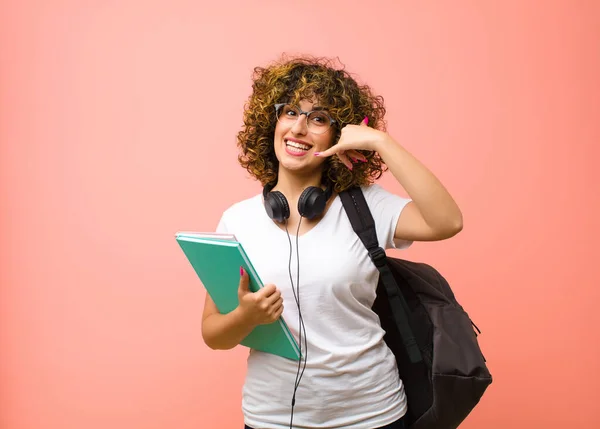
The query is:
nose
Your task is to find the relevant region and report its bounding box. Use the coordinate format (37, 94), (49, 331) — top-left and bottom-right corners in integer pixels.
(290, 113), (308, 135)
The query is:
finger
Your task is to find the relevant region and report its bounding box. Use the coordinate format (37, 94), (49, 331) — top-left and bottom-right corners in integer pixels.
(269, 301), (283, 318)
(273, 305), (284, 320)
(337, 151), (353, 170)
(270, 296), (283, 310)
(258, 284), (277, 298)
(347, 150), (367, 163)
(265, 290), (282, 306)
(314, 146), (339, 158)
(266, 299), (283, 320)
(238, 267), (250, 292)
(361, 116), (369, 126)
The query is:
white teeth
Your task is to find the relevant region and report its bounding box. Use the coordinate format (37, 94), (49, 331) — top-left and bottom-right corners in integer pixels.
(285, 140), (311, 151)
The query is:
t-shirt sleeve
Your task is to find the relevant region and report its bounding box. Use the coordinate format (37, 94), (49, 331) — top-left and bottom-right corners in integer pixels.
(215, 211), (229, 234)
(362, 183), (413, 250)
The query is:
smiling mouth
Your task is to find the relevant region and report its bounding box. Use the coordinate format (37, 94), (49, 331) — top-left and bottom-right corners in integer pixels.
(285, 139), (312, 153)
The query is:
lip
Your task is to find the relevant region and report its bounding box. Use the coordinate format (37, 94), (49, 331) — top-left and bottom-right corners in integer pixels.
(284, 137), (313, 157)
(285, 137), (313, 147)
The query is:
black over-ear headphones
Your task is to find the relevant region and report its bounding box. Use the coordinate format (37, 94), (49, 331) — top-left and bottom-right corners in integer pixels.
(263, 181), (334, 223)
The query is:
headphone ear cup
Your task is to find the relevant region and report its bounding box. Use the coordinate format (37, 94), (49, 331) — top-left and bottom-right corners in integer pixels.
(298, 186), (327, 220)
(264, 190), (290, 223)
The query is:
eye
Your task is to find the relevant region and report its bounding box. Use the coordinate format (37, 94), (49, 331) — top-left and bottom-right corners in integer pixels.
(309, 112), (329, 125)
(283, 105), (298, 117)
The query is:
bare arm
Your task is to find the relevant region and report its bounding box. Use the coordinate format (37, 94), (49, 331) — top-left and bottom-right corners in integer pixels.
(201, 295), (256, 350)
(374, 137), (464, 241)
(316, 119), (463, 242)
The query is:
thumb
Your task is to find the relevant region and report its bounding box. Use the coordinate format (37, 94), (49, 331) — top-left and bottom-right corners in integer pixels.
(238, 267), (250, 293)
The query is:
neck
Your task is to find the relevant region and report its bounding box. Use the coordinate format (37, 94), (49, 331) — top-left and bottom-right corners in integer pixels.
(272, 168), (324, 201)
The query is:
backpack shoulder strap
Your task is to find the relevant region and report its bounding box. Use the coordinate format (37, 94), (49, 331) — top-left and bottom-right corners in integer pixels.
(340, 186), (422, 364)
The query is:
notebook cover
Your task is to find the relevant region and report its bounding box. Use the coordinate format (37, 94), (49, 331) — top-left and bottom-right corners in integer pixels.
(176, 233), (300, 361)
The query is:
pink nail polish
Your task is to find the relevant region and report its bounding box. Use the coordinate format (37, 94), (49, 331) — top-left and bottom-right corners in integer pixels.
(363, 116), (369, 125)
(240, 267), (244, 276)
(314, 152), (321, 156)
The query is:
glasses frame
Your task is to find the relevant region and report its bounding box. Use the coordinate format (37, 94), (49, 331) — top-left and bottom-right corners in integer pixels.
(274, 103), (336, 135)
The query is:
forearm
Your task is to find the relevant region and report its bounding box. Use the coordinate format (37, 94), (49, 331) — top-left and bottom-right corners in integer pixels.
(202, 307), (256, 350)
(374, 137), (463, 233)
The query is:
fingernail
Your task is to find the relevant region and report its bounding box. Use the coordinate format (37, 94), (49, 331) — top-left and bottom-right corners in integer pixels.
(350, 157), (357, 163)
(363, 116), (369, 125)
(240, 267), (244, 276)
(314, 152), (321, 156)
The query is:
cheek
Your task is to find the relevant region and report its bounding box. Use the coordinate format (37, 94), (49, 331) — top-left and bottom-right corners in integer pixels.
(274, 121), (287, 138)
(318, 132), (336, 149)
(273, 124), (284, 149)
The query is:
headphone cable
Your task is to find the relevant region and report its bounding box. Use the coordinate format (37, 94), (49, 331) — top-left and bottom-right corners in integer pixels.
(284, 219), (307, 429)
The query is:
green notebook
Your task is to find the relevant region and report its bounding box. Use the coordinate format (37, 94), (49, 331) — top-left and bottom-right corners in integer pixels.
(175, 231), (301, 361)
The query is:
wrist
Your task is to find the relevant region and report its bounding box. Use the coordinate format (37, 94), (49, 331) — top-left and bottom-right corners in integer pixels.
(233, 305), (257, 329)
(372, 133), (396, 153)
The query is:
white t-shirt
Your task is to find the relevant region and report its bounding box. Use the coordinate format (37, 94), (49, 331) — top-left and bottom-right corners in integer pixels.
(216, 183), (412, 429)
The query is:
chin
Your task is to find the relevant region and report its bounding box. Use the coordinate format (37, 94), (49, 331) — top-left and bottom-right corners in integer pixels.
(278, 156), (309, 172)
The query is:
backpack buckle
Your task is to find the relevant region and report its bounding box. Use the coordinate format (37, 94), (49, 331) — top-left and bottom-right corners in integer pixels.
(368, 247), (387, 268)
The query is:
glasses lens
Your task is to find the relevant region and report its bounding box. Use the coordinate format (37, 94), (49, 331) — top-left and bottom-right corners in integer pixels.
(307, 111), (331, 133)
(277, 104), (299, 121)
(275, 104), (333, 134)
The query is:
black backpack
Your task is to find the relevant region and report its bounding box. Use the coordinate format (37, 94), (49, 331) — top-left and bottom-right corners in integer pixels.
(339, 186), (492, 429)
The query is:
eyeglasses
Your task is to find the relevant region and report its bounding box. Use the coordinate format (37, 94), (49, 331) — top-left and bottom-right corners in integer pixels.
(274, 103), (336, 135)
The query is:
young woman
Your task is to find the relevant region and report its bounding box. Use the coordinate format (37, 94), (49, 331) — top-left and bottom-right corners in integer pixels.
(201, 56), (463, 429)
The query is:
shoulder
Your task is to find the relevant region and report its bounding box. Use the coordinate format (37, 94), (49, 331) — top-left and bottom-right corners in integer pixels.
(219, 193), (263, 222)
(360, 182), (387, 197)
(359, 183), (411, 207)
(216, 192), (263, 234)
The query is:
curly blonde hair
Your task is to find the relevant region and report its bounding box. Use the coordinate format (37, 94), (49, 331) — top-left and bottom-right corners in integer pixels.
(237, 55), (388, 193)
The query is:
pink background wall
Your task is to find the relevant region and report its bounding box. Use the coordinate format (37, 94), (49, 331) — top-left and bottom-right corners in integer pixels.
(1, 1), (599, 428)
